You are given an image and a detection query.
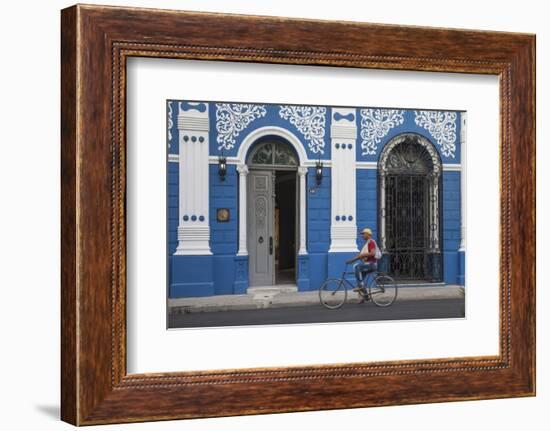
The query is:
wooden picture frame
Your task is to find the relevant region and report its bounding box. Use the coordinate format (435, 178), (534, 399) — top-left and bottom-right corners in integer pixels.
(61, 4), (535, 425)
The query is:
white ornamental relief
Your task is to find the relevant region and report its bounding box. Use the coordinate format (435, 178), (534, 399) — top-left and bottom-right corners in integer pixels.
(360, 109), (405, 155)
(279, 105), (326, 154)
(167, 101), (173, 148)
(414, 110), (457, 158)
(216, 103), (267, 150)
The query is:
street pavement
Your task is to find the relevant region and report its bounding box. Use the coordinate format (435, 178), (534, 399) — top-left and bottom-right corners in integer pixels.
(168, 297), (465, 329)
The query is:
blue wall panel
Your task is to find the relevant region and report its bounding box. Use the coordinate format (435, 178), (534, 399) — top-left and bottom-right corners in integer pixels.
(170, 255), (214, 298)
(457, 251), (465, 286)
(306, 167), (331, 253)
(297, 255), (311, 291)
(356, 169), (378, 246)
(209, 164), (238, 255)
(209, 163), (238, 294)
(213, 255), (236, 295)
(167, 162), (179, 256)
(327, 252), (357, 280)
(304, 166), (331, 290)
(308, 253), (328, 290)
(167, 161), (179, 290)
(442, 171), (461, 284)
(233, 255), (249, 293)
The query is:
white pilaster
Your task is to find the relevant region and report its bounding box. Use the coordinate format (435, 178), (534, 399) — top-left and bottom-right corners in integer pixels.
(298, 166), (308, 255)
(236, 164), (249, 256)
(174, 102), (212, 255)
(459, 112), (467, 252)
(329, 107), (359, 253)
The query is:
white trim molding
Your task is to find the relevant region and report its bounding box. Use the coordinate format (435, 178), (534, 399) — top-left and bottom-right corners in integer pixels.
(236, 164), (249, 256)
(168, 155), (462, 173)
(459, 112), (467, 252)
(174, 102), (212, 256)
(329, 107), (359, 253)
(442, 163), (462, 171)
(236, 126), (308, 165)
(297, 166), (308, 255)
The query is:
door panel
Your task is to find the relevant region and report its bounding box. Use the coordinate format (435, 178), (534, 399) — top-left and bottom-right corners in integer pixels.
(248, 171), (275, 286)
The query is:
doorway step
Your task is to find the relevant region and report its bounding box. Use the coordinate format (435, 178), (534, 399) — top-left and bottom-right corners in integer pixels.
(247, 284), (298, 298)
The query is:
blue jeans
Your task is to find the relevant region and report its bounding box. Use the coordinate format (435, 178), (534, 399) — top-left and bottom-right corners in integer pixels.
(354, 261), (377, 284)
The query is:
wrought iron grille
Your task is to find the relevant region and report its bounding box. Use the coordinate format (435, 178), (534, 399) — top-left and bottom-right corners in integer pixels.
(249, 141), (298, 169)
(378, 134), (443, 282)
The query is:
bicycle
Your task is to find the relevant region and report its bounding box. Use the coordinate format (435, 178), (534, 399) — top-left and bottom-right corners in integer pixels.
(319, 263), (398, 309)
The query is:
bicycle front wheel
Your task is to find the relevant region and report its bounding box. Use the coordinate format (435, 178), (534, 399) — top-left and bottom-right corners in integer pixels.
(368, 274), (397, 307)
(319, 278), (347, 309)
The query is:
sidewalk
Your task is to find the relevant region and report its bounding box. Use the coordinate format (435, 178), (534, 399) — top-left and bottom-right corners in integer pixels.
(168, 284), (465, 314)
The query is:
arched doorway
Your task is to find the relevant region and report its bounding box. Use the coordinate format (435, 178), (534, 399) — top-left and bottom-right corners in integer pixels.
(246, 139), (300, 287)
(378, 133), (443, 282)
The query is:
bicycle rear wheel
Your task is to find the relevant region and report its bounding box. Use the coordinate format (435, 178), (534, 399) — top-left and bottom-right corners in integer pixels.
(319, 278), (347, 309)
(368, 274), (397, 307)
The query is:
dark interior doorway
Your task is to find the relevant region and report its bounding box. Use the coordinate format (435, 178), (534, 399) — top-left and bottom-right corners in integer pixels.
(275, 171), (296, 284)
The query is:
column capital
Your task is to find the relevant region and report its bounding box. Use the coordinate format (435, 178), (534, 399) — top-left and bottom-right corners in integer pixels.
(298, 166), (308, 177)
(331, 107), (358, 139)
(236, 164), (249, 176)
(178, 101), (210, 132)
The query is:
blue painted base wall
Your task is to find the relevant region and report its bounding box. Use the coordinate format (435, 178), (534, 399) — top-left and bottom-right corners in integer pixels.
(171, 255), (214, 297)
(457, 250), (465, 286)
(233, 255), (249, 294)
(307, 253), (327, 291)
(327, 252), (357, 282)
(213, 255), (236, 295)
(443, 252), (457, 285)
(297, 255), (311, 291)
(442, 171), (461, 285)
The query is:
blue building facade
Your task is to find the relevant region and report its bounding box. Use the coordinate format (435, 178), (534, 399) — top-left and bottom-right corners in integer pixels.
(167, 100), (466, 298)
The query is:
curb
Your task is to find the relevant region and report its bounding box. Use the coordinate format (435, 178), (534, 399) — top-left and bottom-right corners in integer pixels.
(169, 286), (464, 314)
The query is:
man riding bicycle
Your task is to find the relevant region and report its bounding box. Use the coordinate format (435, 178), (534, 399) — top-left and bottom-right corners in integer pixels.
(346, 228), (381, 296)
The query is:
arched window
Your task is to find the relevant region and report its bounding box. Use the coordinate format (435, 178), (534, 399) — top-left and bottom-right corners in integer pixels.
(247, 140), (298, 170)
(378, 133), (443, 282)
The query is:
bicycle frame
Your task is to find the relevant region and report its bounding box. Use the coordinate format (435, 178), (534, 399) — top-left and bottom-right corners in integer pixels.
(319, 263), (397, 309)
